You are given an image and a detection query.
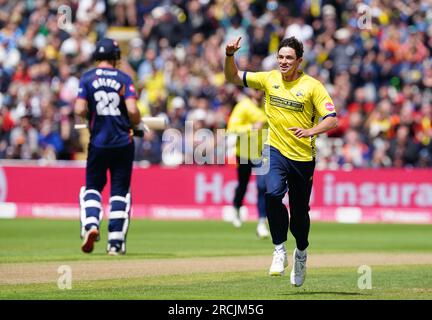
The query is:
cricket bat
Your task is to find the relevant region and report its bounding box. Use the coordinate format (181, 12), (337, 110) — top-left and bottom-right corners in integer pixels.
(74, 117), (167, 131)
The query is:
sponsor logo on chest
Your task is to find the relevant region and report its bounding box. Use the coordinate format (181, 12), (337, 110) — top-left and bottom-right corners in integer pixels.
(269, 94), (304, 112)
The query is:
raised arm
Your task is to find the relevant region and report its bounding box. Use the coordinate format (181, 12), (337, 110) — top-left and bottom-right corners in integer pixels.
(224, 37), (246, 86)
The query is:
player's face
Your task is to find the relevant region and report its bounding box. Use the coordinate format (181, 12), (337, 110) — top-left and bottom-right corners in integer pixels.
(277, 47), (302, 76)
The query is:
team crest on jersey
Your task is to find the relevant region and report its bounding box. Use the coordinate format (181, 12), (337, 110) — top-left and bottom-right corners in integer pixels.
(325, 102), (335, 111)
(296, 90), (305, 97)
(129, 84), (135, 92)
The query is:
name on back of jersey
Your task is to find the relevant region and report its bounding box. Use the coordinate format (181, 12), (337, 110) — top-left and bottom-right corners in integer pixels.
(92, 77), (121, 91)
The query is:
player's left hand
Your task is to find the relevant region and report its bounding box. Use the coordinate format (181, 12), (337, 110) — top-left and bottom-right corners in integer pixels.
(288, 127), (313, 138)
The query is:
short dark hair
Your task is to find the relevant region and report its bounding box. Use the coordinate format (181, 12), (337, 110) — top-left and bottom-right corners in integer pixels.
(278, 37), (303, 59)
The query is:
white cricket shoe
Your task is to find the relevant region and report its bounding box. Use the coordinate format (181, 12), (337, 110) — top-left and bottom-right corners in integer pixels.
(232, 208), (242, 228)
(107, 241), (126, 256)
(81, 226), (99, 254)
(290, 248), (307, 287)
(256, 222), (270, 239)
(269, 249), (288, 276)
(107, 245), (121, 256)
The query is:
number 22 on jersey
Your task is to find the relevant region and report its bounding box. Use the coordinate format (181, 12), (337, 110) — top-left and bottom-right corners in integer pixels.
(94, 90), (120, 116)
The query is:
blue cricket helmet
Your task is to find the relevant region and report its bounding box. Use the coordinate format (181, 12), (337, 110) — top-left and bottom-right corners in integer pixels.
(92, 38), (121, 61)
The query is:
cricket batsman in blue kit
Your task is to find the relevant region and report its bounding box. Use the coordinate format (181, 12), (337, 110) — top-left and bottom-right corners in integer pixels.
(74, 38), (141, 255)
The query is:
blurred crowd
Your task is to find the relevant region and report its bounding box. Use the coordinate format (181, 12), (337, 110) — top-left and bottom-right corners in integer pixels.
(0, 0), (431, 169)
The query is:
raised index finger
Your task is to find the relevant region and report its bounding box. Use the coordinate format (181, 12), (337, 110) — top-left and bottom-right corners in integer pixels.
(235, 37), (242, 46)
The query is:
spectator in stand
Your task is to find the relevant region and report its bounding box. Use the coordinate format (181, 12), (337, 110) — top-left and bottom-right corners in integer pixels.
(8, 114), (38, 159)
(38, 118), (64, 160)
(387, 125), (420, 167)
(339, 129), (371, 168)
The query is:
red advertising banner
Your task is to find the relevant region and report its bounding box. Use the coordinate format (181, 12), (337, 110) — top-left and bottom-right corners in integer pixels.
(0, 164), (431, 223)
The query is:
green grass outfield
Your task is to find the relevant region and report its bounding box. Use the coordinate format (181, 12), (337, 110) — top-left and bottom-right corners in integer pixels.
(0, 219), (431, 300)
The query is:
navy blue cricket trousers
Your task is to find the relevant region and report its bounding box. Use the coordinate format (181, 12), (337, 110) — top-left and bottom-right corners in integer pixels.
(233, 157), (266, 219)
(86, 142), (135, 197)
(263, 145), (315, 250)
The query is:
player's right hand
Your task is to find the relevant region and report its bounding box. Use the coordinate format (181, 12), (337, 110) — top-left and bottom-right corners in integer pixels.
(133, 128), (144, 137)
(225, 37), (242, 55)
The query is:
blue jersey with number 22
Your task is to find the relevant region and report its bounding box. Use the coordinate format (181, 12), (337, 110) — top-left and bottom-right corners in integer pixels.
(77, 67), (137, 148)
